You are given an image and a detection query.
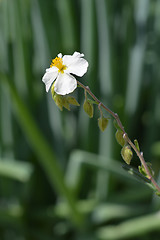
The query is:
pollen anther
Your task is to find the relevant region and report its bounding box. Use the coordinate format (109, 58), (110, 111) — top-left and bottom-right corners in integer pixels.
(50, 57), (66, 73)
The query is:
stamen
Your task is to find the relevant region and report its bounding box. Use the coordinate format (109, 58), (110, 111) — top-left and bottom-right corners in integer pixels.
(50, 57), (67, 73)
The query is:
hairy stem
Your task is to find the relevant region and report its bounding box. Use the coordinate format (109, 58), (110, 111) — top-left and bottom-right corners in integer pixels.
(77, 80), (160, 193)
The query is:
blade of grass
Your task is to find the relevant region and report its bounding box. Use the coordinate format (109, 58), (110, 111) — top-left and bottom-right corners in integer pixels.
(97, 210), (160, 240)
(95, 0), (113, 201)
(0, 203), (24, 228)
(56, 0), (76, 51)
(125, 0), (149, 115)
(95, 0), (112, 96)
(0, 73), (82, 226)
(80, 0), (100, 170)
(92, 203), (147, 224)
(10, 0), (28, 96)
(65, 150), (143, 197)
(31, 0), (50, 73)
(0, 158), (33, 182)
(1, 86), (14, 158)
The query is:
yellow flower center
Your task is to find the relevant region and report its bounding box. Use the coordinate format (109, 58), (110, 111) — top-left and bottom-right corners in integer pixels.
(50, 57), (67, 73)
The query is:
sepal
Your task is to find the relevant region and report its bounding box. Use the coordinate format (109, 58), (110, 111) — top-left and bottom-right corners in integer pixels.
(53, 94), (64, 111)
(67, 96), (80, 106)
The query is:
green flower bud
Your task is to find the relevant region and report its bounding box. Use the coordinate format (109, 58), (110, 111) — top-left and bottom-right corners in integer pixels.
(121, 145), (133, 165)
(138, 162), (154, 179)
(134, 139), (140, 152)
(115, 130), (125, 147)
(98, 117), (109, 132)
(83, 100), (94, 118)
(67, 96), (80, 106)
(53, 94), (64, 111)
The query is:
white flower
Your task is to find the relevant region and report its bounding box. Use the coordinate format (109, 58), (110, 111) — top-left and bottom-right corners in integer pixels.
(42, 52), (89, 95)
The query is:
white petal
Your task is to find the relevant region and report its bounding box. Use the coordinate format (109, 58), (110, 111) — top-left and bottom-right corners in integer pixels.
(42, 67), (58, 92)
(54, 73), (77, 95)
(73, 52), (84, 58)
(63, 52), (83, 66)
(65, 57), (88, 77)
(63, 52), (88, 77)
(58, 53), (62, 58)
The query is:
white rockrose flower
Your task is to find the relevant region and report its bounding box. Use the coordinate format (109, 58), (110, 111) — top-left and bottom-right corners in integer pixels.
(42, 52), (88, 95)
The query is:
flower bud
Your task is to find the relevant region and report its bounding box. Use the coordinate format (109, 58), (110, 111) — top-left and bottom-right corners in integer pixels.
(98, 117), (109, 132)
(121, 145), (133, 165)
(53, 94), (64, 111)
(138, 162), (154, 179)
(134, 139), (140, 152)
(83, 100), (94, 118)
(67, 96), (80, 106)
(115, 130), (125, 147)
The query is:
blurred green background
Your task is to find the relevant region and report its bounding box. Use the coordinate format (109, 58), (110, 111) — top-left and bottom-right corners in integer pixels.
(0, 0), (160, 239)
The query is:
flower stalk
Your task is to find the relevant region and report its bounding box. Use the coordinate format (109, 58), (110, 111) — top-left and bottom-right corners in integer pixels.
(77, 80), (160, 193)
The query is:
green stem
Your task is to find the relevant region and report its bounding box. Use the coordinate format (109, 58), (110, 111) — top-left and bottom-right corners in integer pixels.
(77, 81), (160, 193)
(98, 103), (103, 118)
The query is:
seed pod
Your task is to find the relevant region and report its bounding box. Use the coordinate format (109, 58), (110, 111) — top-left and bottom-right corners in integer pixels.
(98, 117), (109, 132)
(115, 130), (125, 147)
(83, 100), (94, 118)
(67, 96), (80, 106)
(121, 145), (133, 165)
(53, 94), (64, 111)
